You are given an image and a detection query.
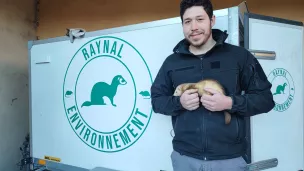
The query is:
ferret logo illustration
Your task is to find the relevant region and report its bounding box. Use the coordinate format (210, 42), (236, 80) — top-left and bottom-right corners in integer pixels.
(268, 68), (295, 112)
(63, 36), (153, 152)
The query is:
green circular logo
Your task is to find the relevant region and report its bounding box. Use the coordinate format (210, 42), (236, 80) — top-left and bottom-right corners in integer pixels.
(63, 36), (153, 152)
(268, 68), (295, 112)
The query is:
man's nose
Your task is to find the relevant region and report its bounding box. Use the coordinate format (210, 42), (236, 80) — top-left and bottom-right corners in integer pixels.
(191, 21), (198, 30)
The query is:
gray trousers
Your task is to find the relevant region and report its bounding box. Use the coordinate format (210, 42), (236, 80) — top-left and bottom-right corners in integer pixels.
(171, 150), (247, 171)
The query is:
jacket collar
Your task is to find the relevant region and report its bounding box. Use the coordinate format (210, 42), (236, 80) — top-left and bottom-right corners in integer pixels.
(173, 29), (228, 55)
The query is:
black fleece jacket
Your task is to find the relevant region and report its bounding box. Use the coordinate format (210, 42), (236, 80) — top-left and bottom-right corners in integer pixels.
(150, 29), (275, 160)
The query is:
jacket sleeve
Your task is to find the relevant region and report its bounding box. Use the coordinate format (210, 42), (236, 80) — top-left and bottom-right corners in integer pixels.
(228, 50), (275, 117)
(150, 59), (185, 116)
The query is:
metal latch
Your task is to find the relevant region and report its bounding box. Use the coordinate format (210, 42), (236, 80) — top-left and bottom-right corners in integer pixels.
(248, 49), (276, 60)
(245, 158), (278, 170)
(66, 28), (86, 43)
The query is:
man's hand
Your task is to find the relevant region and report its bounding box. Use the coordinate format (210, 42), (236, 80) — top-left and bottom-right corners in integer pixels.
(201, 88), (232, 112)
(180, 89), (200, 111)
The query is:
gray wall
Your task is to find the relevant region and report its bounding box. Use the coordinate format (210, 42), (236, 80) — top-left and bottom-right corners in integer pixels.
(0, 0), (35, 170)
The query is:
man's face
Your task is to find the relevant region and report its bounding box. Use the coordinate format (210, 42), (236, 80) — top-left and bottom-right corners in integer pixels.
(182, 6), (215, 47)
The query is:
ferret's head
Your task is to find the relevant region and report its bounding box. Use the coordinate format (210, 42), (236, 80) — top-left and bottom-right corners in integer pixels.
(113, 75), (127, 85)
(173, 86), (183, 96)
(173, 83), (196, 96)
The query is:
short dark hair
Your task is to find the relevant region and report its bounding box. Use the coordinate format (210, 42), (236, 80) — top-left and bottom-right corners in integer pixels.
(180, 0), (214, 22)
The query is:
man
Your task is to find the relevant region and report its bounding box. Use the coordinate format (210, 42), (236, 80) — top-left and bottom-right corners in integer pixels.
(150, 0), (275, 170)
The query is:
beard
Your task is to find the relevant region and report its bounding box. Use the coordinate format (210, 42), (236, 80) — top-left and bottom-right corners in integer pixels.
(185, 28), (212, 48)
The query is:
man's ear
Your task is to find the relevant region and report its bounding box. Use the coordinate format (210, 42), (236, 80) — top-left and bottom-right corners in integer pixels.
(211, 15), (216, 27)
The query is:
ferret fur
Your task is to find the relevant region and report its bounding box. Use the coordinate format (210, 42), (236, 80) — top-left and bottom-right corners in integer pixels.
(173, 79), (232, 124)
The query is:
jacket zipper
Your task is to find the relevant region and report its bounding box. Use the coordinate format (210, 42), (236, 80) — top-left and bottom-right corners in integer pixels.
(200, 56), (208, 160)
(235, 72), (241, 143)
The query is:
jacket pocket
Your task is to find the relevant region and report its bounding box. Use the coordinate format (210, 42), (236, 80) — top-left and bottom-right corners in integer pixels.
(206, 67), (239, 96)
(235, 117), (240, 142)
(171, 66), (198, 89)
(229, 115), (243, 143)
(173, 111), (202, 145)
(207, 111), (242, 144)
(234, 115), (245, 143)
(173, 66), (195, 72)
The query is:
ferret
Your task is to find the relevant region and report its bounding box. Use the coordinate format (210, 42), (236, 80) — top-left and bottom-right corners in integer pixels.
(173, 79), (231, 125)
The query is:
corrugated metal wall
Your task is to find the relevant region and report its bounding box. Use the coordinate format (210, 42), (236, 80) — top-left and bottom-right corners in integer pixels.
(36, 0), (304, 39)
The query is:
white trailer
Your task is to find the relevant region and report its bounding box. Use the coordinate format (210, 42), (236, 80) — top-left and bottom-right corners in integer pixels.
(28, 2), (304, 171)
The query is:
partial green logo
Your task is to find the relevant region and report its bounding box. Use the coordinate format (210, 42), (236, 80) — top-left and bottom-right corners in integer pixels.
(268, 68), (295, 112)
(63, 36), (153, 152)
